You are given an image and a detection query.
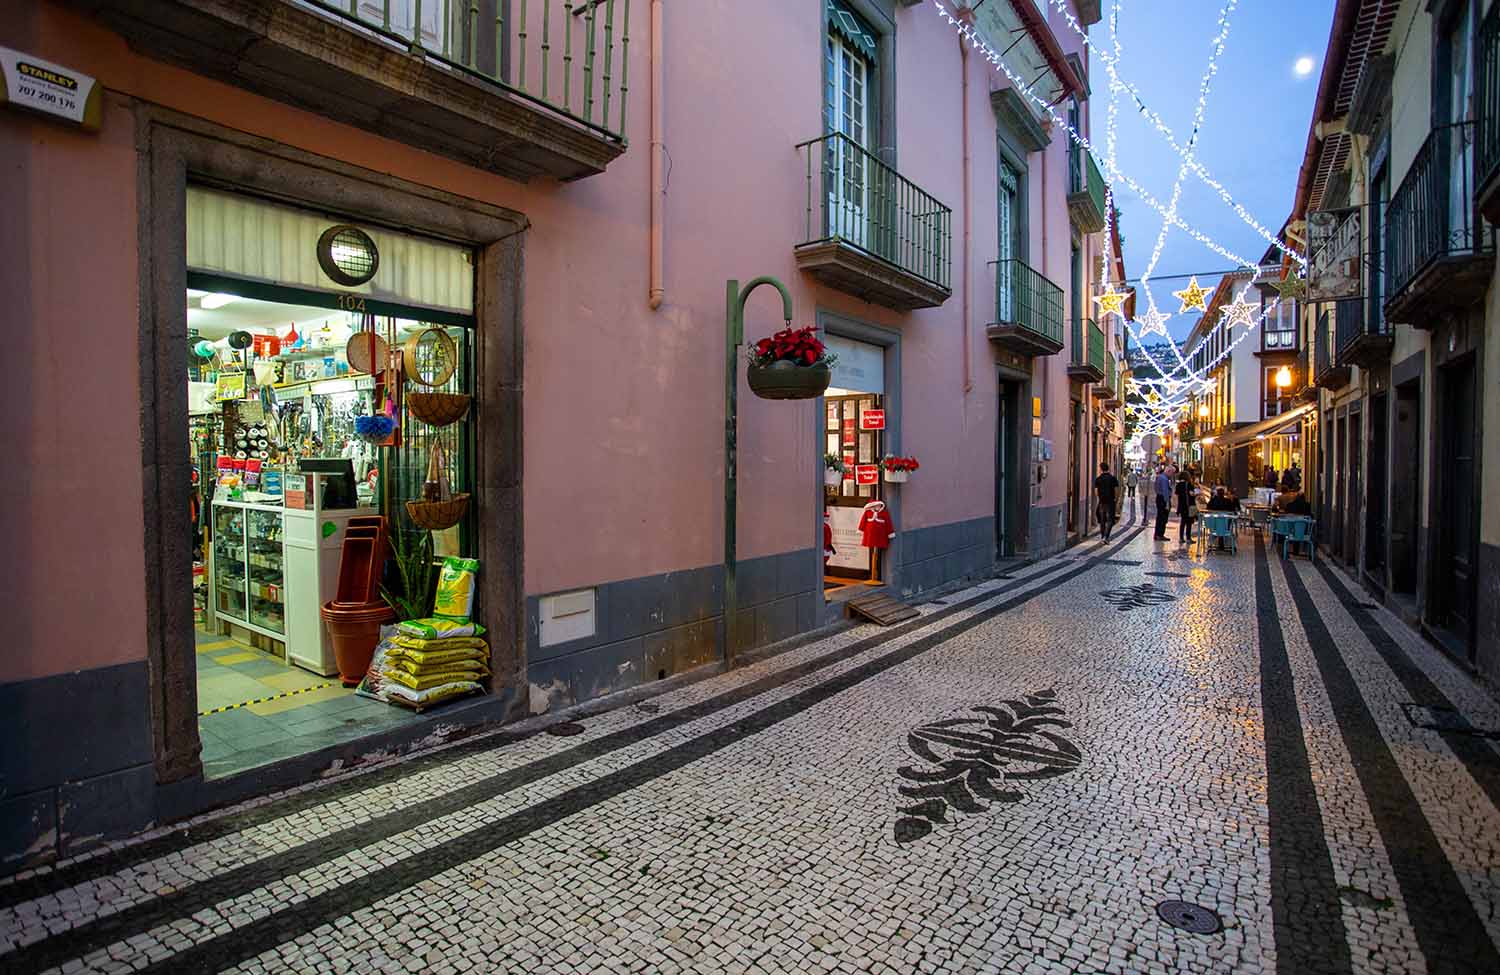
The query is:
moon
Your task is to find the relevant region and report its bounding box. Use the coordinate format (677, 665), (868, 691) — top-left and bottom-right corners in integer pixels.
(1294, 56), (1315, 77)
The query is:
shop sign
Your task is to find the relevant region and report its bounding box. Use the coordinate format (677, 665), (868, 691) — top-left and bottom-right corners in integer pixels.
(283, 474), (309, 510)
(215, 372), (248, 401)
(0, 46), (101, 131)
(860, 408), (885, 430)
(1307, 207), (1361, 300)
(843, 452), (856, 479)
(842, 418), (856, 446)
(855, 464), (879, 485)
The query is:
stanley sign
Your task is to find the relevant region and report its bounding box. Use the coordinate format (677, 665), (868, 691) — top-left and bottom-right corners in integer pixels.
(1, 46), (101, 131)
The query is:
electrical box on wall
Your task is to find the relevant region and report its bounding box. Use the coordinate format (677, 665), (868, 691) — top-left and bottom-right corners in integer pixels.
(539, 588), (595, 647)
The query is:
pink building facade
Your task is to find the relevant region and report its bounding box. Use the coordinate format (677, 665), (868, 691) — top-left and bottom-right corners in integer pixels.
(0, 0), (1125, 869)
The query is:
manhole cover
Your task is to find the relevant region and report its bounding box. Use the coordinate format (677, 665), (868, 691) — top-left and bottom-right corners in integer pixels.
(545, 721), (586, 737)
(634, 703), (662, 714)
(1156, 900), (1223, 934)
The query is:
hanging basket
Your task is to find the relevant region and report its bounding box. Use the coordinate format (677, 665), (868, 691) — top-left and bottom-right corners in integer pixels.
(406, 391), (471, 427)
(746, 360), (831, 401)
(882, 470), (910, 484)
(824, 469), (844, 487)
(405, 493), (471, 531)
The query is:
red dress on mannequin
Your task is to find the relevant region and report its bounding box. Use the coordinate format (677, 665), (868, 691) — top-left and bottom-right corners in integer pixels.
(857, 501), (894, 549)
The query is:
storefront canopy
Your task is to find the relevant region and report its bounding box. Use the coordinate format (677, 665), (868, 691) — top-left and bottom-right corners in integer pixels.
(1218, 403), (1316, 449)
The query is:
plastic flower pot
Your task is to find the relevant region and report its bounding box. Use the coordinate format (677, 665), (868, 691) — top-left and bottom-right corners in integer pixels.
(824, 469), (843, 487)
(883, 470), (911, 484)
(746, 360), (831, 401)
(320, 600), (396, 686)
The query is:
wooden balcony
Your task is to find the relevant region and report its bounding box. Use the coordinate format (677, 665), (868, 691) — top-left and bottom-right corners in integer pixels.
(72, 0), (630, 182)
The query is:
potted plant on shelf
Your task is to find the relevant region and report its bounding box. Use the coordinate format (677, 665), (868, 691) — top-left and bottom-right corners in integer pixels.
(880, 454), (920, 484)
(823, 453), (846, 487)
(746, 325), (835, 400)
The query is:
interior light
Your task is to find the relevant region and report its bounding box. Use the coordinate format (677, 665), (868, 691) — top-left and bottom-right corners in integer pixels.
(1275, 366), (1293, 388)
(200, 293), (240, 310)
(1197, 404), (1209, 418)
(311, 379), (357, 396)
(1202, 436), (1216, 445)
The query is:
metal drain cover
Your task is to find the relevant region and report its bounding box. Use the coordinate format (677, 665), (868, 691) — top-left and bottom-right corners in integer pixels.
(545, 721), (586, 737)
(1156, 900), (1223, 934)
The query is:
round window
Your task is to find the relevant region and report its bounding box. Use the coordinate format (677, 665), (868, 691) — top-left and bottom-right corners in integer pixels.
(316, 225), (380, 287)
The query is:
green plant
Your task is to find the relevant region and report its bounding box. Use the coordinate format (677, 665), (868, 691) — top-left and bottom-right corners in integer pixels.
(381, 526), (435, 621)
(824, 453), (846, 473)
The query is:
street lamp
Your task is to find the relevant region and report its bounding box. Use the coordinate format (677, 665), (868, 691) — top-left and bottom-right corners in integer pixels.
(1275, 365), (1292, 389)
(1197, 403), (1209, 418)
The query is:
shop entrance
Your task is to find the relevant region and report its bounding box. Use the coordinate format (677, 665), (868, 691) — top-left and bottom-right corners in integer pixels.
(185, 188), (480, 778)
(1434, 357), (1478, 656)
(1391, 380), (1421, 595)
(1365, 393), (1388, 589)
(822, 333), (888, 595)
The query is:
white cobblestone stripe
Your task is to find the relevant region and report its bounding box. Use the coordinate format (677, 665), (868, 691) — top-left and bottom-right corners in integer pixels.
(0, 537), (1131, 972)
(1274, 551), (1500, 973)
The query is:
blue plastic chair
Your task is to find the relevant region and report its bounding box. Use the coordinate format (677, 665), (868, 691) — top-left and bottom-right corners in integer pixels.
(1203, 513), (1238, 554)
(1281, 518), (1315, 560)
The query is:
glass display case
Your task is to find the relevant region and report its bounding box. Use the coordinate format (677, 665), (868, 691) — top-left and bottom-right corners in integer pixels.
(212, 504), (247, 621)
(211, 500), (286, 640)
(246, 508), (286, 635)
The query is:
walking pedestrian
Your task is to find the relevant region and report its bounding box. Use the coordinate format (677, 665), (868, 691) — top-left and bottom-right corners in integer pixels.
(1124, 467), (1140, 521)
(1154, 465), (1172, 540)
(1094, 462), (1120, 541)
(1139, 466), (1152, 520)
(1176, 469), (1198, 545)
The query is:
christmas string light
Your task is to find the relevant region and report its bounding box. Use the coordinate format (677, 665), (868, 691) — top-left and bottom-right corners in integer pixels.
(1044, 0), (1303, 268)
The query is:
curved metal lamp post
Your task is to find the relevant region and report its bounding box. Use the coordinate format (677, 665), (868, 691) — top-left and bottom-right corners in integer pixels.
(724, 276), (794, 667)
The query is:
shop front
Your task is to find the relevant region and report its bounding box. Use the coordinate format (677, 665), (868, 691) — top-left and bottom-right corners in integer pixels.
(184, 187), (487, 777)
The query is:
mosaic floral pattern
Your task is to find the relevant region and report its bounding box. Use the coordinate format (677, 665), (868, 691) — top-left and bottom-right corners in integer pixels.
(894, 691), (1082, 844)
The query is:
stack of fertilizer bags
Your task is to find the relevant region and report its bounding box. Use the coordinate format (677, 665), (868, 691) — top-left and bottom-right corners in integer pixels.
(357, 557), (489, 711)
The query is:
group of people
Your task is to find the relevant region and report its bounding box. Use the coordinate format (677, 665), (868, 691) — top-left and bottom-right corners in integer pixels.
(1093, 459), (1312, 546)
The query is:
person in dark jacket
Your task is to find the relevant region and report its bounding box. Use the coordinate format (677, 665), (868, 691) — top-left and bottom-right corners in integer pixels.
(1153, 466), (1172, 540)
(1205, 486), (1240, 512)
(1175, 470), (1198, 544)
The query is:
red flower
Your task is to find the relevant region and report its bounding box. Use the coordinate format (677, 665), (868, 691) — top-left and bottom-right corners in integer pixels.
(748, 325), (829, 367)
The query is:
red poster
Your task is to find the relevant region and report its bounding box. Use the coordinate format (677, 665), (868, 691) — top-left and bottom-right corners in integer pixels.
(860, 409), (885, 430)
(842, 418), (856, 446)
(855, 464), (879, 485)
(843, 453), (856, 479)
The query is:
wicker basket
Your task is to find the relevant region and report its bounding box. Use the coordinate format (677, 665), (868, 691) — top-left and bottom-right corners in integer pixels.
(405, 493), (470, 531)
(406, 391), (471, 427)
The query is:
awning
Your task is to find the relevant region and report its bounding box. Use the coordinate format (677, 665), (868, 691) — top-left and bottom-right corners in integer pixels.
(1215, 403), (1316, 448)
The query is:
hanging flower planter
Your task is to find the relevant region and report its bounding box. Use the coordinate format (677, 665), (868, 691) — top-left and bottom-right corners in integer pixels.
(746, 325), (834, 401)
(881, 455), (919, 484)
(823, 453), (846, 487)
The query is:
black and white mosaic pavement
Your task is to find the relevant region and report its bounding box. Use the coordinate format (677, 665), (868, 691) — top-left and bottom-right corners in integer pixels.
(2, 521), (1498, 974)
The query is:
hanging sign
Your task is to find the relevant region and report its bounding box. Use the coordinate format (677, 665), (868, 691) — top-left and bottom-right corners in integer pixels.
(1307, 207), (1362, 300)
(855, 464), (880, 485)
(860, 409), (885, 430)
(215, 372), (248, 401)
(0, 46), (102, 131)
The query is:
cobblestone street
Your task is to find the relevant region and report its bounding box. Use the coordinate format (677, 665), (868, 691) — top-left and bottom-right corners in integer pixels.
(3, 518), (1498, 975)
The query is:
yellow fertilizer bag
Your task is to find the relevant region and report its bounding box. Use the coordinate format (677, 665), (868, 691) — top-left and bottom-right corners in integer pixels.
(381, 668), (486, 691)
(390, 635), (488, 653)
(398, 617), (485, 639)
(385, 645), (490, 670)
(432, 557), (480, 620)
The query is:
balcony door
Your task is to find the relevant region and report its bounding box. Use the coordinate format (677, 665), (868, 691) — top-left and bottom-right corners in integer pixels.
(1437, 0), (1479, 251)
(997, 161), (1020, 321)
(825, 31), (872, 249)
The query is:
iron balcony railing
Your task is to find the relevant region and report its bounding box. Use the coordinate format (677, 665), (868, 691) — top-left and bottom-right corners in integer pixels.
(1069, 318), (1106, 373)
(307, 0), (631, 141)
(1068, 143), (1107, 220)
(991, 259), (1063, 345)
(1477, 1), (1500, 196)
(1314, 306), (1332, 377)
(1336, 296), (1390, 359)
(798, 132), (953, 290)
(1385, 120), (1491, 301)
(1105, 355), (1118, 399)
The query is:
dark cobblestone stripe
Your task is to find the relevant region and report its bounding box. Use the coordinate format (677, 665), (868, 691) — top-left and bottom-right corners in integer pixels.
(119, 528), (1143, 975)
(1253, 535), (1352, 975)
(0, 538), (1125, 973)
(1312, 562), (1500, 815)
(1278, 557), (1500, 974)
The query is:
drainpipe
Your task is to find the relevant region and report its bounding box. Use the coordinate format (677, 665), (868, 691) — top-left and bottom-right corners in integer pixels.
(648, 0), (666, 309)
(960, 33), (973, 394)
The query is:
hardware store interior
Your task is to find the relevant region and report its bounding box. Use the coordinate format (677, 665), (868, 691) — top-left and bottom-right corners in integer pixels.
(186, 188), (490, 778)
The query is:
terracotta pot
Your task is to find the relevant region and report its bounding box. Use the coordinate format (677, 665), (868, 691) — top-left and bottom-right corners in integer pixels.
(321, 600), (395, 686)
(746, 360), (831, 400)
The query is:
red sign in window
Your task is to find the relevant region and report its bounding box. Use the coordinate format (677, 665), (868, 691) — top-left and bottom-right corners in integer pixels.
(860, 409), (885, 430)
(855, 464), (879, 485)
(842, 418), (856, 446)
(843, 453), (856, 479)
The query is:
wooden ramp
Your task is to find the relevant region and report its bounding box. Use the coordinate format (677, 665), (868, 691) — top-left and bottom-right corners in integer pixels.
(846, 591), (921, 626)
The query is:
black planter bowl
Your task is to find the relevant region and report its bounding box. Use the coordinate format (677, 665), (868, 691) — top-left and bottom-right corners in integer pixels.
(747, 360), (832, 401)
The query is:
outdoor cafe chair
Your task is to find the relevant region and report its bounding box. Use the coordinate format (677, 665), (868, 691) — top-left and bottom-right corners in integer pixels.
(1276, 517), (1315, 561)
(1200, 513), (1238, 555)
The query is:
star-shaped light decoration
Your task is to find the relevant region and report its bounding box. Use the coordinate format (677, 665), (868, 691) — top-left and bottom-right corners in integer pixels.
(1093, 286), (1130, 320)
(1172, 276), (1210, 314)
(1135, 306), (1172, 339)
(1271, 276), (1307, 300)
(1146, 390), (1161, 404)
(1219, 289), (1259, 330)
(1200, 379), (1216, 394)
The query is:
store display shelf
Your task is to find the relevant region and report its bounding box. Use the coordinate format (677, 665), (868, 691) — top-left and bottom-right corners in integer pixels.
(212, 610), (285, 643)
